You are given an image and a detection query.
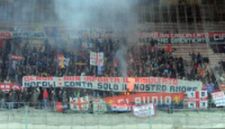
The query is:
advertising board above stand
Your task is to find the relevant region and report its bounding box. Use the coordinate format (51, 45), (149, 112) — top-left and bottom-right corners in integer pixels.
(1, 29), (225, 44)
(139, 32), (225, 44)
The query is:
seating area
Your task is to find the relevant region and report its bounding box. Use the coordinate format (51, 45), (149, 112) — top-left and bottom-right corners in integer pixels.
(0, 30), (224, 110)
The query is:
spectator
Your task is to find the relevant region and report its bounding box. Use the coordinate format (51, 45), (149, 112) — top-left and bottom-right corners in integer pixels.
(43, 88), (49, 109)
(0, 30), (220, 109)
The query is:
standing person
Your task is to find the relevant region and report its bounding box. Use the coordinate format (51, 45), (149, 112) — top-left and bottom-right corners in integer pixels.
(42, 88), (49, 109)
(37, 88), (43, 109)
(49, 86), (55, 110)
(0, 90), (6, 109)
(89, 97), (93, 114)
(32, 87), (40, 108)
(6, 91), (14, 109)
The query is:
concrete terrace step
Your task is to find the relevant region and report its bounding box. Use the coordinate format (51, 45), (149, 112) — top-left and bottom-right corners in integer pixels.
(158, 44), (223, 67)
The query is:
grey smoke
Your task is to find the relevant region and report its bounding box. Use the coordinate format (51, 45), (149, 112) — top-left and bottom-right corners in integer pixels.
(54, 0), (137, 31)
(0, 0), (139, 78)
(115, 45), (128, 77)
(54, 0), (138, 77)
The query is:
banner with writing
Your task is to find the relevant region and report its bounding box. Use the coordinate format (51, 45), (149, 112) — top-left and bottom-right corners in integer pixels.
(69, 93), (182, 113)
(208, 32), (225, 43)
(12, 31), (46, 39)
(22, 76), (202, 93)
(133, 104), (155, 117)
(11, 55), (24, 61)
(139, 32), (209, 44)
(139, 32), (225, 44)
(0, 83), (21, 92)
(104, 93), (184, 106)
(211, 91), (225, 107)
(5, 30), (225, 44)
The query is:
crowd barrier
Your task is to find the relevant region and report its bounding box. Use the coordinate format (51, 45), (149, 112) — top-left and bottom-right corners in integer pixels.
(0, 102), (225, 129)
(0, 101), (225, 113)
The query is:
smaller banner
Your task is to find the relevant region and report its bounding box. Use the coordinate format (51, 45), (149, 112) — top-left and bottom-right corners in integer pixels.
(11, 55), (24, 61)
(0, 83), (21, 92)
(90, 51), (104, 66)
(211, 91), (225, 107)
(12, 31), (46, 39)
(110, 103), (131, 112)
(133, 104), (155, 117)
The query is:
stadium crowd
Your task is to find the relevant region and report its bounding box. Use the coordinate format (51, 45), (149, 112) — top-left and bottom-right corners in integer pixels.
(0, 31), (221, 109)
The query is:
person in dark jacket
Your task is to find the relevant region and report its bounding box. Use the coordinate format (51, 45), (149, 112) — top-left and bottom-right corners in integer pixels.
(6, 91), (14, 109)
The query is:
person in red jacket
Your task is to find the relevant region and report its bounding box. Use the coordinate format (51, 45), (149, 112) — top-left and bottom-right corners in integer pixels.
(43, 89), (49, 109)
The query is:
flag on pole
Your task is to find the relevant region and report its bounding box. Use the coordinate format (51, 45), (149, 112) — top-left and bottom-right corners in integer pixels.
(90, 51), (104, 66)
(57, 54), (65, 69)
(57, 54), (70, 69)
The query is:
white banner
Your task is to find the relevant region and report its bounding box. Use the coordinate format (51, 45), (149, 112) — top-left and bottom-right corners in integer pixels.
(211, 91), (225, 107)
(111, 104), (131, 112)
(22, 76), (202, 93)
(133, 104), (155, 117)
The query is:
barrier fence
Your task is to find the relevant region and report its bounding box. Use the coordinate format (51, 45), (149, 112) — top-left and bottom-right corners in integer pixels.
(0, 102), (225, 129)
(0, 101), (224, 113)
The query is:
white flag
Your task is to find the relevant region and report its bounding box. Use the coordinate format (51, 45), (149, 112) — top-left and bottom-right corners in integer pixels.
(64, 58), (70, 67)
(90, 51), (104, 66)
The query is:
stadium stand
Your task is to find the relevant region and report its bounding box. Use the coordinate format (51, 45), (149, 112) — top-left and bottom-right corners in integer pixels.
(0, 0), (225, 111)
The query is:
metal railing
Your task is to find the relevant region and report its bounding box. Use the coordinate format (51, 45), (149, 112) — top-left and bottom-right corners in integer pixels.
(1, 102), (225, 129)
